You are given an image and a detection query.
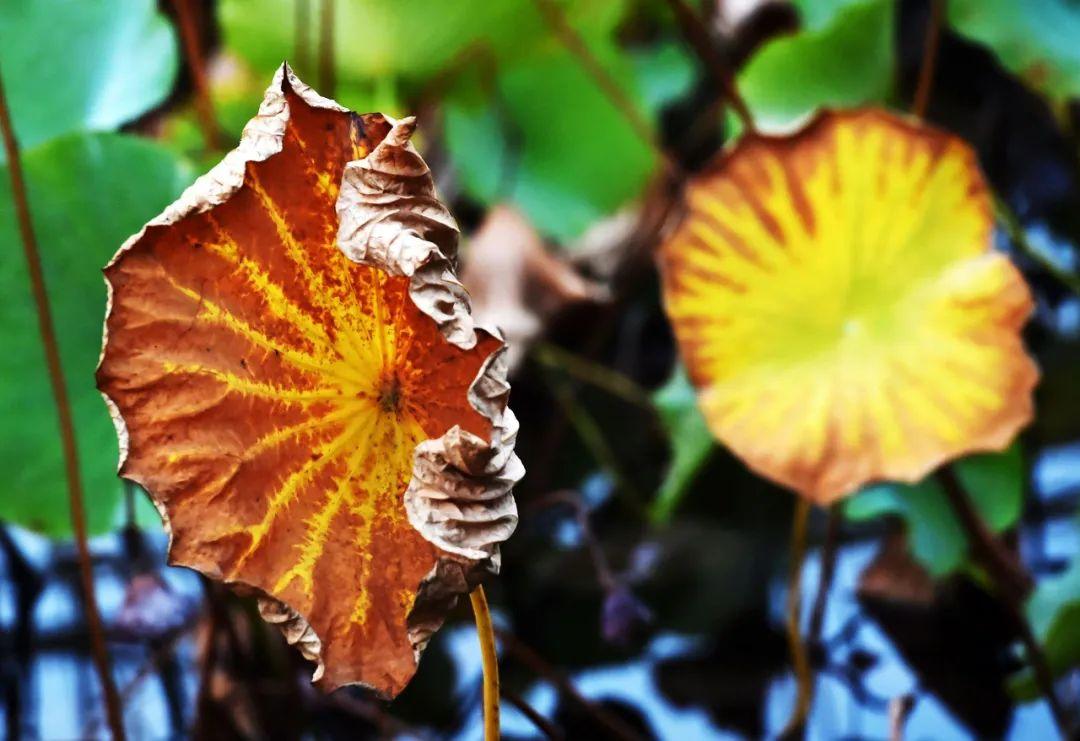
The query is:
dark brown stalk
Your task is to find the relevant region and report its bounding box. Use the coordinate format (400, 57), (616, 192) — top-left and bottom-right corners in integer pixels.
(82, 628), (192, 738)
(807, 505), (841, 647)
(533, 342), (656, 413)
(781, 499), (812, 739)
(322, 690), (416, 736)
(529, 490), (617, 590)
(531, 0), (680, 178)
(662, 0), (756, 135)
(318, 0), (336, 97)
(995, 196), (1080, 297)
(936, 468), (1031, 603)
(544, 369), (646, 515)
(294, 0), (312, 76)
(194, 585), (222, 731)
(0, 70), (126, 741)
(170, 0), (220, 151)
(936, 466), (1072, 735)
(912, 0), (944, 118)
(525, 181), (675, 499)
(0, 526), (41, 741)
(495, 628), (645, 741)
(503, 686), (565, 741)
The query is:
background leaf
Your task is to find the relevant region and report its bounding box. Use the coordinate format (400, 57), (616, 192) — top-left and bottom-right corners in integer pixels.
(843, 445), (1025, 576)
(0, 0), (178, 157)
(734, 0), (895, 133)
(949, 0), (1080, 102)
(219, 0), (628, 111)
(791, 0), (875, 29)
(444, 49), (653, 242)
(444, 40), (690, 243)
(0, 133), (193, 536)
(627, 41), (697, 116)
(221, 0), (680, 242)
(650, 364), (714, 524)
(1012, 509), (1080, 700)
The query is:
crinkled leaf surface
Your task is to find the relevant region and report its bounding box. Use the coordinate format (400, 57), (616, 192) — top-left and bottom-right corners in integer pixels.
(950, 0), (1080, 102)
(0, 0), (177, 157)
(844, 445), (1024, 576)
(734, 0), (894, 133)
(659, 109), (1037, 503)
(650, 364), (714, 524)
(0, 133), (193, 537)
(97, 73), (505, 695)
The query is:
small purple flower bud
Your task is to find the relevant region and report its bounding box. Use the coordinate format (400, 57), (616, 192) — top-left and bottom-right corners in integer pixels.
(602, 584), (653, 646)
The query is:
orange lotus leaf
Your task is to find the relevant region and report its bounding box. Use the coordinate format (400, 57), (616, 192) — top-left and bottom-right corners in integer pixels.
(659, 108), (1037, 504)
(96, 66), (521, 696)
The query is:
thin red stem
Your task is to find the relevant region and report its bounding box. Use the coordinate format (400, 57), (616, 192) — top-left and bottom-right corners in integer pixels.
(662, 0), (756, 135)
(912, 0), (944, 118)
(781, 499), (812, 738)
(532, 0), (679, 178)
(318, 0), (336, 96)
(294, 0), (312, 76)
(170, 0), (220, 151)
(503, 685), (564, 740)
(530, 490), (616, 590)
(936, 468), (1031, 602)
(808, 505), (840, 646)
(0, 70), (126, 740)
(495, 628), (644, 741)
(937, 467), (1072, 735)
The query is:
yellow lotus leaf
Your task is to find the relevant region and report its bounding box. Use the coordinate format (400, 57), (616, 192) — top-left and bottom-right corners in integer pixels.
(659, 108), (1037, 504)
(96, 66), (521, 696)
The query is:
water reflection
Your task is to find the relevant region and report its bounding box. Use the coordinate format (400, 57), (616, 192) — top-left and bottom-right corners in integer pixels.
(448, 438), (1080, 741)
(1, 440), (1078, 738)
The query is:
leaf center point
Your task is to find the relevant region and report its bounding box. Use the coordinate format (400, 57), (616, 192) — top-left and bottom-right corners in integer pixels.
(377, 374), (402, 413)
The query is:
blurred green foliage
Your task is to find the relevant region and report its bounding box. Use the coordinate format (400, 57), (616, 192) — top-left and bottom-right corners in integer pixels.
(220, 0), (627, 92)
(0, 134), (193, 536)
(844, 445), (1025, 576)
(0, 0), (178, 159)
(0, 0), (187, 536)
(220, 0), (693, 242)
(651, 363), (714, 524)
(791, 0), (877, 29)
(735, 0), (894, 133)
(445, 42), (691, 242)
(1013, 515), (1080, 697)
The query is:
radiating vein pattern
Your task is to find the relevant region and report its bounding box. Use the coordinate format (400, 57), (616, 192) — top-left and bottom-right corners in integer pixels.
(659, 109), (1037, 503)
(98, 80), (501, 694)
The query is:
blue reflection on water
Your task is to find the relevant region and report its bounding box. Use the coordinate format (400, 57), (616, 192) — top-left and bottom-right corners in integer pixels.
(1035, 442), (1080, 500)
(449, 626), (732, 740)
(3, 440), (1079, 738)
(444, 436), (1080, 740)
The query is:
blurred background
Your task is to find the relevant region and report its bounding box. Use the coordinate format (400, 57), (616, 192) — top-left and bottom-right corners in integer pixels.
(2, 0), (1080, 738)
